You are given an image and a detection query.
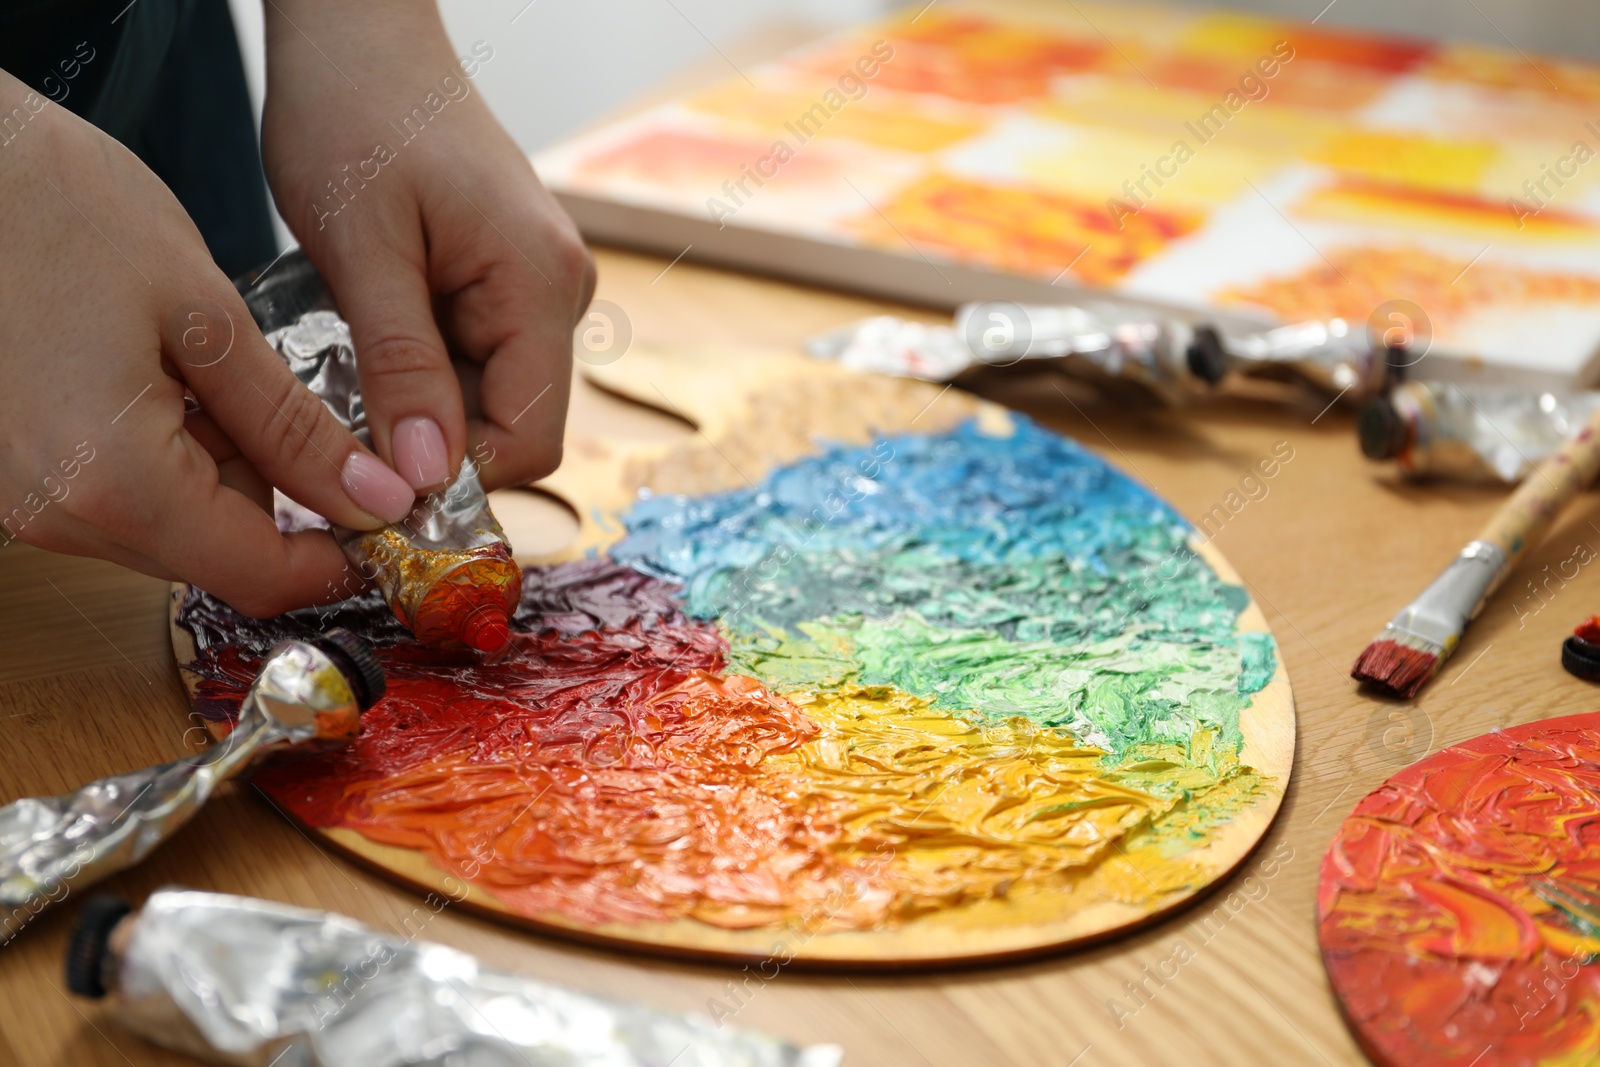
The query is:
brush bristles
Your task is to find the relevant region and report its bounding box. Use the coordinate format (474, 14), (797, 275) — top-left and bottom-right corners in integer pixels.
(1351, 629), (1443, 699)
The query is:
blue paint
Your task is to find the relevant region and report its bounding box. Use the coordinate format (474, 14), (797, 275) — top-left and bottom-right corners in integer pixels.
(610, 415), (1277, 757)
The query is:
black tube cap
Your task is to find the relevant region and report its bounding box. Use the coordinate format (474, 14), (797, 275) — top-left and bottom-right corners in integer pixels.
(233, 249), (333, 332)
(310, 628), (386, 711)
(1563, 635), (1600, 682)
(66, 895), (132, 998)
(1385, 342), (1409, 383)
(1185, 325), (1229, 385)
(1358, 397), (1409, 460)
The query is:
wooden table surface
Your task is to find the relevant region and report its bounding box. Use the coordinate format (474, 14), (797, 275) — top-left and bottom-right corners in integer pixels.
(3, 245), (1596, 1067)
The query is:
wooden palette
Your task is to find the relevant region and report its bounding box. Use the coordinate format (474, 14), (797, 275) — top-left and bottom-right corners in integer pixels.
(172, 348), (1294, 967)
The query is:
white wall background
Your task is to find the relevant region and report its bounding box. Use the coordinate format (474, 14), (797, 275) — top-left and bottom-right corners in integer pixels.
(227, 0), (893, 247)
(225, 0), (893, 157)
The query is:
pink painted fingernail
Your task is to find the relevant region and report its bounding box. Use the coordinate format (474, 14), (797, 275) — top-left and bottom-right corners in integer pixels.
(341, 452), (415, 524)
(393, 416), (449, 491)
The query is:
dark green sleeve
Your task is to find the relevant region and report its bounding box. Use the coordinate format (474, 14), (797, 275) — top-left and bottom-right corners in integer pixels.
(0, 0), (277, 275)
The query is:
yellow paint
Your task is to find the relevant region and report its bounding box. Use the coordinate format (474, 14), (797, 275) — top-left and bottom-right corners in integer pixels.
(685, 83), (984, 154)
(1422, 42), (1600, 100)
(764, 681), (1269, 922)
(1016, 122), (1285, 208)
(1308, 131), (1500, 193)
(1297, 181), (1600, 242)
(1178, 12), (1293, 59)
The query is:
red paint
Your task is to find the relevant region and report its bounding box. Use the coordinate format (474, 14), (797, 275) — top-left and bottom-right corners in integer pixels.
(1574, 615), (1600, 645)
(461, 608), (511, 652)
(179, 570), (886, 928)
(1288, 25), (1433, 74)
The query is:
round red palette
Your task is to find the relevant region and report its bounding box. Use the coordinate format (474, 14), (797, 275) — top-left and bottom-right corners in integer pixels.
(1318, 712), (1600, 1066)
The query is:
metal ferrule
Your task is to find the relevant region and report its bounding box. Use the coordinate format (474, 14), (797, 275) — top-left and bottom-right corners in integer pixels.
(1384, 539), (1510, 650)
(100, 888), (842, 1067)
(0, 642), (360, 939)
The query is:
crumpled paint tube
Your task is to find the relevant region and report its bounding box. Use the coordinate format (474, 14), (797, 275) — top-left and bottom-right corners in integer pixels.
(1360, 379), (1600, 483)
(1217, 316), (1386, 396)
(243, 251), (521, 652)
(0, 630), (381, 941)
(806, 305), (1385, 404)
(806, 307), (1216, 405)
(68, 888), (844, 1067)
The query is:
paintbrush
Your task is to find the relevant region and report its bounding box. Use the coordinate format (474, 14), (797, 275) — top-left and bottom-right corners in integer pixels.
(1352, 403), (1600, 698)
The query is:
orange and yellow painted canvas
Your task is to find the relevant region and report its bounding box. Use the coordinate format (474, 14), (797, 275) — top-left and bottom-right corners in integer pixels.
(538, 0), (1600, 382)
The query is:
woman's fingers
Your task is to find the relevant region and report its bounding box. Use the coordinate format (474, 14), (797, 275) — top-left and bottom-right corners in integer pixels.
(311, 213), (466, 494)
(110, 426), (353, 616)
(166, 289), (416, 527)
(421, 175), (591, 491)
(439, 266), (574, 489)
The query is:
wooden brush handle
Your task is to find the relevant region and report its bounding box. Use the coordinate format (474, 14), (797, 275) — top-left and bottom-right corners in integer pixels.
(1476, 403), (1600, 566)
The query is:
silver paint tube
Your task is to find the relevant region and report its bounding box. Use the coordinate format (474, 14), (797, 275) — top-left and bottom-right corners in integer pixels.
(1360, 380), (1600, 483)
(1215, 316), (1384, 396)
(0, 631), (381, 941)
(804, 315), (978, 382)
(806, 305), (1385, 404)
(71, 888), (844, 1067)
(806, 305), (1217, 405)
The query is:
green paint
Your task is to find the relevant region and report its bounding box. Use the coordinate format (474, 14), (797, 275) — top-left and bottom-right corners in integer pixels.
(621, 415), (1278, 781)
(1238, 632), (1277, 695)
(728, 609), (1269, 762)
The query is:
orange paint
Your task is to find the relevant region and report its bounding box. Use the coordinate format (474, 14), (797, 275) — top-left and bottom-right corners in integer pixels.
(1220, 245), (1600, 329)
(866, 14), (1108, 105)
(573, 128), (843, 190)
(852, 173), (1200, 285)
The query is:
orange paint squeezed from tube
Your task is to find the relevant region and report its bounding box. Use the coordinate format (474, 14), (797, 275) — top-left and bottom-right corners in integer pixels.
(354, 527), (521, 652)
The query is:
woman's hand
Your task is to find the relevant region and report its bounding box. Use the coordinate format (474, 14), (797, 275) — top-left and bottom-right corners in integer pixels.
(0, 71), (417, 615)
(261, 0), (593, 495)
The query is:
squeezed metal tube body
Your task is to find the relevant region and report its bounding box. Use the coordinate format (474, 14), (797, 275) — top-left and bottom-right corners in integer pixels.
(0, 641), (362, 940)
(1217, 317), (1381, 395)
(251, 257), (521, 651)
(94, 889), (842, 1067)
(806, 306), (1381, 403)
(808, 306), (1207, 404)
(1375, 381), (1600, 482)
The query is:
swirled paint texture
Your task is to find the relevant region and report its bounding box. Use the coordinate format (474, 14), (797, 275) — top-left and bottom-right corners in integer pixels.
(1318, 713), (1600, 1067)
(178, 415), (1276, 932)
